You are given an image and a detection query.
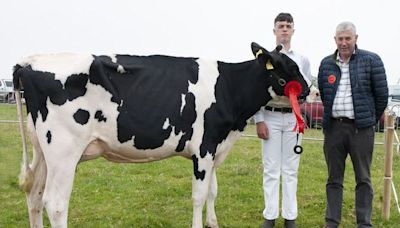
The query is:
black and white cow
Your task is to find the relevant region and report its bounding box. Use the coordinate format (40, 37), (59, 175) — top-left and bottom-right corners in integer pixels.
(13, 42), (310, 228)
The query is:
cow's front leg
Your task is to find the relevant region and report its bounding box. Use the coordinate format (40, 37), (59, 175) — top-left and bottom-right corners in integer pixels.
(191, 154), (216, 228)
(205, 167), (218, 228)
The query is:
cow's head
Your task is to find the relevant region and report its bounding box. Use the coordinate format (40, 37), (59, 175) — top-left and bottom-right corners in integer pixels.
(251, 42), (310, 100)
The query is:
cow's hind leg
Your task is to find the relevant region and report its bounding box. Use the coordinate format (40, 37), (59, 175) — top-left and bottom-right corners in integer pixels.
(205, 167), (218, 228)
(191, 155), (217, 228)
(42, 144), (82, 228)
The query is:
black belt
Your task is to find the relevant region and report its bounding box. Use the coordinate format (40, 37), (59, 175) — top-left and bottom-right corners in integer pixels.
(331, 117), (355, 124)
(265, 106), (293, 113)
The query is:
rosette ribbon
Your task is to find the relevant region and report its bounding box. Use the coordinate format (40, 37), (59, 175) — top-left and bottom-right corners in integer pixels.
(284, 80), (305, 154)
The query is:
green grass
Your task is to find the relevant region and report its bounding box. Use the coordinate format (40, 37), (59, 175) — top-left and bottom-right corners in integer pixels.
(1, 103), (399, 227)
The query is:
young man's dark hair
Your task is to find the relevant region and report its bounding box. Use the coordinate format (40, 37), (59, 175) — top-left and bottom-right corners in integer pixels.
(274, 13), (293, 24)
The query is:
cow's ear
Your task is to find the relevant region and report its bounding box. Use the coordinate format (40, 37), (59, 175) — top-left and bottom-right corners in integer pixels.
(251, 42), (261, 56)
(251, 42), (274, 70)
(251, 42), (269, 56)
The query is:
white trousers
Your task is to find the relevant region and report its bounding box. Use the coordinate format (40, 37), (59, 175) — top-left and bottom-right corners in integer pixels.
(261, 110), (301, 220)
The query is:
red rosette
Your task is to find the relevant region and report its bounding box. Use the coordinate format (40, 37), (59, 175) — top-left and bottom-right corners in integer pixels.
(284, 81), (305, 134)
(284, 80), (302, 97)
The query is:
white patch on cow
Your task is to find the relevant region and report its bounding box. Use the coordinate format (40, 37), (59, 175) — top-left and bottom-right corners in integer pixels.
(268, 86), (277, 99)
(196, 153), (215, 171)
(32, 81), (120, 166)
(163, 118), (170, 129)
(19, 53), (94, 85)
(266, 86), (291, 107)
(214, 130), (242, 167)
(193, 131), (241, 184)
(187, 58), (219, 150)
(163, 129), (185, 149)
(107, 54), (126, 74)
(109, 54), (117, 63)
(180, 94), (186, 115)
(117, 65), (126, 74)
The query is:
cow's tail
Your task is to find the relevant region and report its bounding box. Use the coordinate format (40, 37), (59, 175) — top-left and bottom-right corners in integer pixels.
(13, 65), (34, 192)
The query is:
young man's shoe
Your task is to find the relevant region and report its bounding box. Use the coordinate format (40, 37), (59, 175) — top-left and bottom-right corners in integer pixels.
(284, 219), (296, 228)
(261, 219), (275, 228)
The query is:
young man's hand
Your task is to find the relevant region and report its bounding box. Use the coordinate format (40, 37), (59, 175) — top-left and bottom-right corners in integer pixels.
(256, 122), (269, 140)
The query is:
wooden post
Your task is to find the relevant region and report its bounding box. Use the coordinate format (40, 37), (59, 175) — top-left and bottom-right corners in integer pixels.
(383, 109), (395, 220)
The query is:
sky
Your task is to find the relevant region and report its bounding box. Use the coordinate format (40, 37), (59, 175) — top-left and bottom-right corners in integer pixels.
(1, 0), (399, 84)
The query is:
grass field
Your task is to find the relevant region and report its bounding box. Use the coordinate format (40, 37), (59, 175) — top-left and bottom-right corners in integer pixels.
(0, 103), (399, 227)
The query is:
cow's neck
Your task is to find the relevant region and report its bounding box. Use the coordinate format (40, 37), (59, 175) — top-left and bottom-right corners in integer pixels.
(216, 60), (273, 131)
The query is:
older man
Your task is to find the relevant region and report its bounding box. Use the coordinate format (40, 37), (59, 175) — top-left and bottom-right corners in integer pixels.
(318, 21), (388, 227)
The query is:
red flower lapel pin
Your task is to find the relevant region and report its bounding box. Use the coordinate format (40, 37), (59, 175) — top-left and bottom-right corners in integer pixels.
(328, 75), (336, 84)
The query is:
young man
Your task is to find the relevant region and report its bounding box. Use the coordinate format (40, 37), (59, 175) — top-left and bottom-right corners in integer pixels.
(254, 13), (313, 228)
(318, 21), (388, 227)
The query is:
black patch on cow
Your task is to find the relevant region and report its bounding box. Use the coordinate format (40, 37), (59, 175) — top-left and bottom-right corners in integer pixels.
(196, 49), (309, 159)
(175, 92), (196, 152)
(192, 155), (205, 180)
(12, 65), (89, 125)
(46, 130), (52, 144)
(199, 61), (272, 159)
(94, 110), (107, 122)
(73, 109), (90, 125)
(91, 55), (199, 150)
(64, 74), (89, 101)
